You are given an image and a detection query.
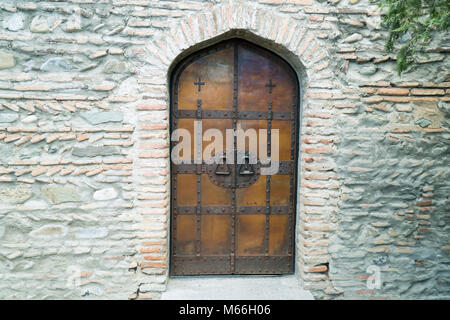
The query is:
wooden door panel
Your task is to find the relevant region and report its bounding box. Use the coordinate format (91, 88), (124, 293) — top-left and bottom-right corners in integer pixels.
(177, 174), (197, 206)
(238, 45), (296, 112)
(270, 175), (291, 206)
(171, 39), (298, 275)
(201, 215), (232, 255)
(236, 176), (266, 207)
(272, 120), (292, 161)
(269, 214), (290, 255)
(175, 215), (197, 255)
(178, 46), (234, 110)
(236, 214), (266, 256)
(201, 173), (233, 206)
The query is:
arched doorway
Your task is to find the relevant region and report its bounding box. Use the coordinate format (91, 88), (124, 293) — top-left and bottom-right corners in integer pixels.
(170, 39), (299, 275)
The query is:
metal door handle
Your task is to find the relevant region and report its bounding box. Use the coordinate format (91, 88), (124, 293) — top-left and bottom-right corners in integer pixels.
(239, 169), (254, 175)
(239, 155), (255, 176)
(215, 170), (231, 175)
(215, 163), (231, 175)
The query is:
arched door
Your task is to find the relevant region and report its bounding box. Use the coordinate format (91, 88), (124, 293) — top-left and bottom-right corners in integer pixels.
(170, 39), (298, 275)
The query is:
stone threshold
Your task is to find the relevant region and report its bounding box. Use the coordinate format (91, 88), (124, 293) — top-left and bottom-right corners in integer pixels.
(161, 275), (314, 300)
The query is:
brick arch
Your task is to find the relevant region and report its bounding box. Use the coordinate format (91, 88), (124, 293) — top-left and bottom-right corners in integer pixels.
(134, 2), (339, 299)
(145, 3), (332, 81)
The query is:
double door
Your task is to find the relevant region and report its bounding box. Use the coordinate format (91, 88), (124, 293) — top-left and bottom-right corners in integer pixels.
(170, 39), (298, 275)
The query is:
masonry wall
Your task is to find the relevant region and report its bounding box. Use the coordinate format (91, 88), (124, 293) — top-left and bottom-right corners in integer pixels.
(0, 0), (448, 300)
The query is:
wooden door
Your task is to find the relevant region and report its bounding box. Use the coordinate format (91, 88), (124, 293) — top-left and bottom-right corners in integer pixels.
(170, 39), (298, 275)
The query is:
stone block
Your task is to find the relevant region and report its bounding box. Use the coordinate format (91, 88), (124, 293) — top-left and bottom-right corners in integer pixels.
(72, 146), (121, 157)
(93, 188), (118, 201)
(0, 113), (19, 123)
(0, 185), (32, 204)
(30, 224), (68, 238)
(0, 51), (15, 69)
(75, 227), (109, 239)
(40, 58), (72, 72)
(3, 13), (24, 31)
(30, 15), (50, 33)
(41, 185), (80, 204)
(80, 111), (123, 125)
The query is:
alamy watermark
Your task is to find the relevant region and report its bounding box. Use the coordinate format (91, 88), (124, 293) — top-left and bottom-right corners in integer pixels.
(171, 121), (280, 175)
(366, 265), (382, 290)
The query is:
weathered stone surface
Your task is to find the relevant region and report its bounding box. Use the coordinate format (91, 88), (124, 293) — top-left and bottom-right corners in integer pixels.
(23, 59), (34, 72)
(0, 185), (32, 204)
(80, 111), (123, 125)
(437, 101), (450, 116)
(359, 65), (377, 76)
(93, 188), (118, 201)
(30, 15), (50, 33)
(415, 118), (432, 128)
(22, 199), (48, 209)
(3, 13), (24, 31)
(0, 51), (15, 69)
(41, 186), (80, 204)
(0, 113), (19, 123)
(343, 33), (362, 43)
(22, 115), (38, 123)
(30, 224), (67, 238)
(72, 146), (121, 157)
(65, 16), (82, 32)
(103, 59), (127, 73)
(40, 58), (72, 71)
(75, 227), (109, 239)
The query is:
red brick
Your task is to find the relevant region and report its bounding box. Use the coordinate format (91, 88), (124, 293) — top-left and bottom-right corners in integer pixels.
(139, 142), (169, 149)
(31, 167), (46, 177)
(334, 102), (356, 108)
(384, 96), (411, 103)
(137, 103), (167, 110)
(286, 0), (312, 4)
(306, 265), (328, 273)
(377, 88), (409, 95)
(306, 92), (333, 99)
(140, 124), (168, 130)
(356, 289), (376, 295)
(362, 81), (391, 87)
(395, 82), (420, 87)
(362, 96), (383, 103)
(304, 112), (331, 119)
(422, 128), (443, 133)
(139, 151), (169, 158)
(303, 147), (333, 154)
(140, 262), (167, 269)
(411, 88), (445, 96)
(144, 255), (167, 261)
(140, 248), (166, 253)
(411, 96), (439, 102)
(372, 104), (389, 112)
(309, 15), (324, 22)
(141, 241), (166, 246)
(392, 127), (411, 133)
(417, 200), (432, 207)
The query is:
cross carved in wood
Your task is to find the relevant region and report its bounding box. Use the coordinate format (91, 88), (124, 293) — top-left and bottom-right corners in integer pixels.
(194, 77), (205, 92)
(265, 79), (276, 94)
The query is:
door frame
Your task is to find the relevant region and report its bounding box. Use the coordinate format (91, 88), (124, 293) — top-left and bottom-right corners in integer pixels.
(168, 37), (301, 277)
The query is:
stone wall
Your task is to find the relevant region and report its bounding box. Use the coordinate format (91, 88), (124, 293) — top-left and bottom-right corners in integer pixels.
(0, 0), (448, 300)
